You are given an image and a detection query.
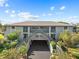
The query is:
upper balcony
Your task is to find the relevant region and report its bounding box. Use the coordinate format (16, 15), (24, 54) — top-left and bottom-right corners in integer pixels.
(30, 29), (49, 33)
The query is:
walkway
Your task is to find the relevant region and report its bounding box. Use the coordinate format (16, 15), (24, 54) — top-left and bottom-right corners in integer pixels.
(27, 40), (50, 59)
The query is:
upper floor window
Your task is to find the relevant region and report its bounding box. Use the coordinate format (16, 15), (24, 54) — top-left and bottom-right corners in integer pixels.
(23, 26), (28, 32)
(40, 26), (48, 29)
(40, 26), (49, 33)
(51, 27), (56, 32)
(12, 26), (15, 29)
(23, 34), (28, 39)
(64, 26), (67, 30)
(31, 26), (39, 29)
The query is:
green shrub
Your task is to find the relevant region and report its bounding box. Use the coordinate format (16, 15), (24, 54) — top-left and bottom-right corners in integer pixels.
(70, 48), (79, 59)
(0, 48), (22, 59)
(58, 30), (72, 47)
(7, 31), (19, 41)
(10, 41), (18, 48)
(72, 52), (79, 59)
(0, 34), (4, 40)
(0, 34), (4, 51)
(3, 42), (10, 49)
(50, 41), (56, 49)
(57, 41), (63, 47)
(71, 33), (79, 47)
(18, 45), (27, 55)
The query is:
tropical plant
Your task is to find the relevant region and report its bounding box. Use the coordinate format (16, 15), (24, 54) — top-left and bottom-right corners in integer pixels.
(18, 45), (27, 55)
(10, 40), (18, 48)
(0, 34), (4, 40)
(0, 34), (4, 52)
(7, 31), (19, 41)
(57, 41), (63, 47)
(0, 48), (22, 59)
(58, 30), (72, 47)
(5, 31), (20, 48)
(70, 33), (79, 47)
(50, 41), (56, 49)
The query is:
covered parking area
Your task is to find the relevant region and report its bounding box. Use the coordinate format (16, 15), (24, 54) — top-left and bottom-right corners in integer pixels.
(27, 33), (51, 59)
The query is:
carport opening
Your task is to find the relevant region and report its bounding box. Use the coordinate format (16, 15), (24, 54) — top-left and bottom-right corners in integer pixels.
(30, 40), (49, 51)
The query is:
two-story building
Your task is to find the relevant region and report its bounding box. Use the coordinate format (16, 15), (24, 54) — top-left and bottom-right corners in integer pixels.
(5, 21), (74, 41)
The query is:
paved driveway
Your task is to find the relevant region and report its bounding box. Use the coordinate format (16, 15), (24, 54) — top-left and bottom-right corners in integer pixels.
(27, 40), (50, 59)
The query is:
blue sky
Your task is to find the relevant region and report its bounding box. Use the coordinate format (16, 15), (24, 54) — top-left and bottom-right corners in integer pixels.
(0, 0), (79, 24)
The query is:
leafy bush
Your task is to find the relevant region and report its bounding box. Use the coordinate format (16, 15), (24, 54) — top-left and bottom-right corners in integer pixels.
(68, 48), (79, 59)
(59, 30), (79, 47)
(7, 31), (20, 41)
(0, 48), (22, 59)
(58, 30), (74, 47)
(72, 52), (79, 59)
(0, 45), (28, 59)
(5, 31), (20, 48)
(0, 34), (4, 40)
(50, 41), (56, 49)
(3, 42), (10, 49)
(57, 41), (63, 47)
(18, 45), (27, 55)
(71, 33), (79, 47)
(10, 41), (18, 48)
(2, 39), (18, 49)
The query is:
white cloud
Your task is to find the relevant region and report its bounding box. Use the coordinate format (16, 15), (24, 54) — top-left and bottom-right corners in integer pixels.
(5, 10), (9, 13)
(5, 10), (16, 14)
(10, 14), (15, 17)
(50, 16), (79, 23)
(50, 6), (55, 11)
(60, 16), (79, 23)
(60, 6), (65, 10)
(5, 3), (9, 7)
(67, 16), (79, 23)
(48, 13), (52, 16)
(12, 10), (15, 14)
(18, 12), (39, 19)
(42, 13), (46, 16)
(68, 16), (78, 19)
(0, 0), (8, 7)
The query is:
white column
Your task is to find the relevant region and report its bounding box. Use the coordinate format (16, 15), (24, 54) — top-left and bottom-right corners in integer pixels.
(28, 26), (30, 37)
(49, 26), (51, 37)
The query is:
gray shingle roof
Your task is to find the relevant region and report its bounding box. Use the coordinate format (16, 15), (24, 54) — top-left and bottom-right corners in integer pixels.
(8, 21), (74, 26)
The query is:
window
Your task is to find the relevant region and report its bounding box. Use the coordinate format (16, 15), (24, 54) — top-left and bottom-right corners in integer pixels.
(12, 26), (15, 29)
(31, 26), (39, 29)
(23, 26), (28, 32)
(51, 27), (56, 32)
(40, 26), (49, 33)
(23, 34), (28, 39)
(64, 26), (67, 30)
(40, 26), (48, 29)
(30, 26), (39, 32)
(73, 27), (76, 32)
(51, 34), (55, 39)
